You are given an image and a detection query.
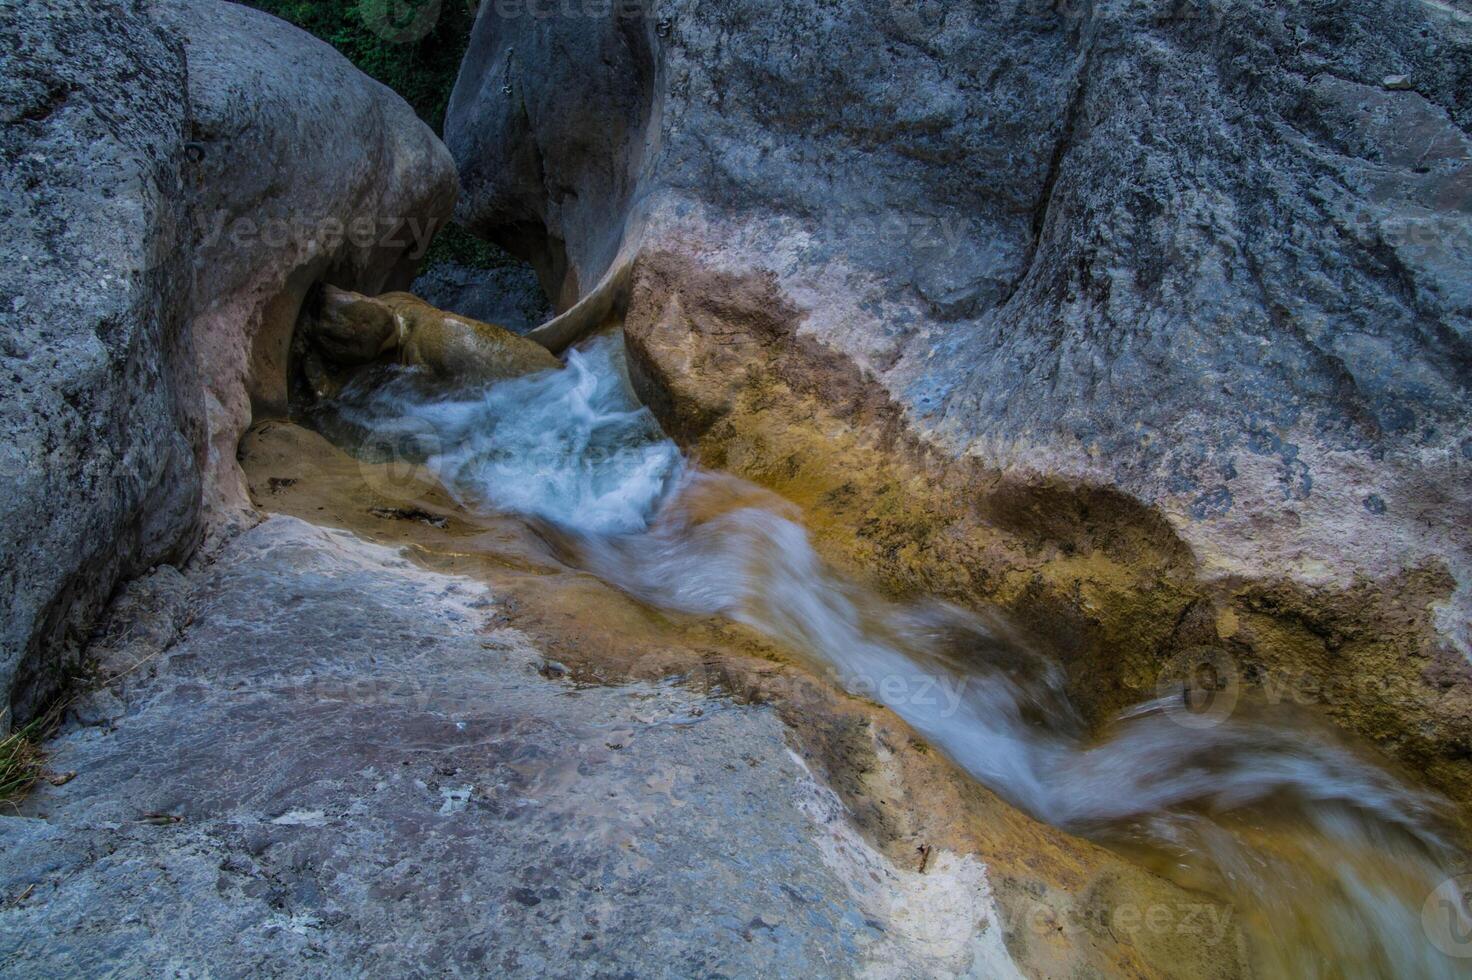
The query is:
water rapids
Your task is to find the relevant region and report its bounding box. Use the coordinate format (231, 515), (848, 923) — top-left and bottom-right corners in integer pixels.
(317, 332), (1471, 978)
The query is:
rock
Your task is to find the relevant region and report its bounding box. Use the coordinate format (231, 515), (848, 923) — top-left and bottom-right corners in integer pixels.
(0, 0), (203, 722)
(301, 286), (560, 393)
(446, 0), (1472, 800)
(1382, 74), (1413, 90)
(301, 286), (400, 366)
(411, 259), (553, 336)
(0, 516), (1033, 978)
(450, 11), (652, 315)
(156, 0), (458, 533)
(0, 0), (456, 718)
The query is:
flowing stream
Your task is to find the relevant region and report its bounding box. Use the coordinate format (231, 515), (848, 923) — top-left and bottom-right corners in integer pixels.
(319, 332), (1470, 977)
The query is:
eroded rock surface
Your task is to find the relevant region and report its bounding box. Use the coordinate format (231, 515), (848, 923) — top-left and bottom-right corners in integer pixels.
(158, 0), (457, 531)
(0, 516), (1026, 978)
(447, 0), (1472, 799)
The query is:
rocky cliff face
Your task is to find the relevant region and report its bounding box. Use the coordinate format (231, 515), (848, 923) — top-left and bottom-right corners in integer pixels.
(447, 0), (1472, 796)
(0, 0), (455, 719)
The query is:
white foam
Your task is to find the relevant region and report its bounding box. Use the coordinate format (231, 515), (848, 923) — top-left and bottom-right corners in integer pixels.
(344, 334), (683, 534)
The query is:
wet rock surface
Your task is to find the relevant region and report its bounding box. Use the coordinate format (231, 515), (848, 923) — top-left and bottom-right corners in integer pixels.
(296, 286), (560, 403)
(216, 419), (1248, 978)
(0, 516), (1022, 977)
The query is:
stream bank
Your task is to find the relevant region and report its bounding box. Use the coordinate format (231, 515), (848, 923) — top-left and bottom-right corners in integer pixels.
(232, 407), (1249, 978)
(0, 417), (1244, 979)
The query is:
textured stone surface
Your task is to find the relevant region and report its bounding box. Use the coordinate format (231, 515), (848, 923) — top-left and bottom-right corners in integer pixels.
(298, 285), (559, 397)
(230, 421), (1248, 980)
(447, 0), (1472, 792)
(412, 259), (553, 336)
(0, 0), (457, 718)
(0, 516), (1022, 978)
(0, 0), (203, 722)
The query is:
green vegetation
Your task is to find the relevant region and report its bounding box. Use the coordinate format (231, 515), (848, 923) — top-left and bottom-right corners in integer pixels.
(242, 0), (480, 132)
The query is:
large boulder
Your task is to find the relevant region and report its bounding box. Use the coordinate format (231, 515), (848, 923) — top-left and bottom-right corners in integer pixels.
(296, 285), (560, 400)
(0, 0), (456, 719)
(0, 0), (202, 722)
(158, 0), (458, 533)
(447, 0), (1472, 797)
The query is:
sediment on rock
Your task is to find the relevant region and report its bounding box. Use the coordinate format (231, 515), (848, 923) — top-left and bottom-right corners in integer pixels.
(291, 285), (559, 406)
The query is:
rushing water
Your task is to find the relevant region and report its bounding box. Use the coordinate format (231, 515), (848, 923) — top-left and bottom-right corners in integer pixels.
(323, 332), (1470, 977)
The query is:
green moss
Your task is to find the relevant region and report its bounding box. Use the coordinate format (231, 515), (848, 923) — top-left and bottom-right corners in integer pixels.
(242, 0), (479, 132)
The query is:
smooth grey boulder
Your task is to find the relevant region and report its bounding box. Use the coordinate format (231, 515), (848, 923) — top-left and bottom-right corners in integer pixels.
(447, 0), (1472, 655)
(0, 0), (457, 719)
(157, 0), (458, 532)
(0, 0), (203, 723)
(0, 517), (1021, 978)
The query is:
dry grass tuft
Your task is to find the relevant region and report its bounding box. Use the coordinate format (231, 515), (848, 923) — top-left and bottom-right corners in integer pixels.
(0, 721), (45, 810)
(0, 705), (63, 811)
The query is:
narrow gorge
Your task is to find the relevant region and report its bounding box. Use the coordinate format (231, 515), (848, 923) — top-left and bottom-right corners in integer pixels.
(2, 0), (1470, 977)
